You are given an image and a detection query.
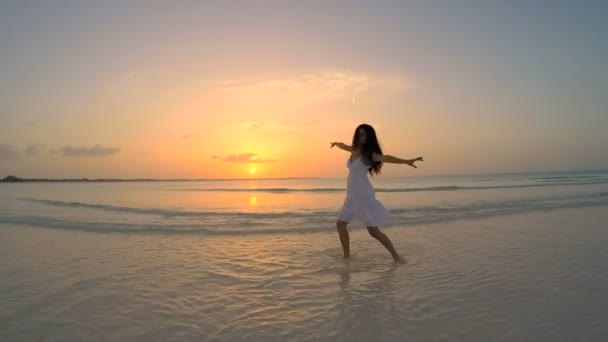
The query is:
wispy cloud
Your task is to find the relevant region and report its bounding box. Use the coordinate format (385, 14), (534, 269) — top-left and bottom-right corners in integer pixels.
(223, 153), (257, 163)
(203, 69), (410, 104)
(25, 144), (45, 156)
(0, 143), (20, 160)
(181, 134), (193, 139)
(211, 153), (277, 163)
(59, 145), (120, 157)
(0, 115), (41, 127)
(241, 119), (321, 131)
(248, 122), (264, 129)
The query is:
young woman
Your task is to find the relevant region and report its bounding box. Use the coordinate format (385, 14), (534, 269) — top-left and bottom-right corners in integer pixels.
(330, 123), (423, 262)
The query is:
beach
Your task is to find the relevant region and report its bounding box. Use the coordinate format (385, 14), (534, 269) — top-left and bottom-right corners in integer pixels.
(1, 172), (608, 341)
(3, 1), (607, 340)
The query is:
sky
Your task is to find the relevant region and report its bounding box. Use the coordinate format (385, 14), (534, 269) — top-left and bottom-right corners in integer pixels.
(1, 0), (607, 179)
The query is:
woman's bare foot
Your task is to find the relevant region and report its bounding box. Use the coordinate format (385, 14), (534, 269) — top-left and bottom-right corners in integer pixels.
(393, 256), (407, 264)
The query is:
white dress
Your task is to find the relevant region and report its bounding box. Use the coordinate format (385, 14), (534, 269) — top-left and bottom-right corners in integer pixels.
(337, 156), (392, 227)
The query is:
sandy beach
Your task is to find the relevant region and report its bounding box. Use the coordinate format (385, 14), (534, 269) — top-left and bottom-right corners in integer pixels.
(2, 204), (607, 341)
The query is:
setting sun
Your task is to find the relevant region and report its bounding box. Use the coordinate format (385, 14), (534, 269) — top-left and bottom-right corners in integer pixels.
(249, 167), (256, 175)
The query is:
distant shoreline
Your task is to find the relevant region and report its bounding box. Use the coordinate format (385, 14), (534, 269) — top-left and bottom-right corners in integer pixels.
(0, 176), (321, 183)
(2, 170), (607, 183)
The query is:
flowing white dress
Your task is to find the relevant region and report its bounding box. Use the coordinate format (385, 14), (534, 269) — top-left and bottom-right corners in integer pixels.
(337, 156), (392, 227)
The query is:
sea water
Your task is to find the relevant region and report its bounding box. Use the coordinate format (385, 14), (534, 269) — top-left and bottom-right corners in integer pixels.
(1, 171), (607, 235)
(1, 170), (607, 340)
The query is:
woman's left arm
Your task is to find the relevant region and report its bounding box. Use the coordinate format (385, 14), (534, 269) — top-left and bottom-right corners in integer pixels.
(373, 153), (424, 168)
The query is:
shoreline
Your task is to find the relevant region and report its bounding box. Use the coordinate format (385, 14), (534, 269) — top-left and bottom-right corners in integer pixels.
(2, 169), (607, 183)
(0, 177), (322, 183)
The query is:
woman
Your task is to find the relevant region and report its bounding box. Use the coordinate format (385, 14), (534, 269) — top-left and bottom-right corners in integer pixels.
(330, 123), (423, 262)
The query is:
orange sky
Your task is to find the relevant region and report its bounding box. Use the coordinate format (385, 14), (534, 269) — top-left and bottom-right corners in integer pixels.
(1, 2), (607, 179)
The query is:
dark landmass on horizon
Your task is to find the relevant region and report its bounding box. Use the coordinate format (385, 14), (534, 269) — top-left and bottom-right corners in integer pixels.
(2, 170), (606, 183)
(0, 175), (320, 183)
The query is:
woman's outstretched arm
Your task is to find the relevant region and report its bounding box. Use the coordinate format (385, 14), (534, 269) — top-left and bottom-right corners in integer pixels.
(373, 153), (424, 168)
(329, 142), (353, 152)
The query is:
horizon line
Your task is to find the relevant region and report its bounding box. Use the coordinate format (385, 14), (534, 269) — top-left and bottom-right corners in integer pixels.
(2, 168), (607, 182)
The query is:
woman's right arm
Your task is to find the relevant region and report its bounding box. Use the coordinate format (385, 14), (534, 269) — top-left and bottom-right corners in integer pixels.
(330, 142), (353, 152)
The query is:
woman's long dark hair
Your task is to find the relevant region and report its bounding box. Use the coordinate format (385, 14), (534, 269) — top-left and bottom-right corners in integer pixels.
(352, 123), (383, 176)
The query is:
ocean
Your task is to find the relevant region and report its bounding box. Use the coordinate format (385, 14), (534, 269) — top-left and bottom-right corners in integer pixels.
(1, 170), (608, 340)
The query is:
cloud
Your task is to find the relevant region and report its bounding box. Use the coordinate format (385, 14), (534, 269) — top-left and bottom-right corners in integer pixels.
(0, 116), (43, 127)
(248, 122), (264, 129)
(59, 145), (120, 157)
(211, 153), (277, 163)
(25, 144), (45, 156)
(203, 69), (410, 104)
(181, 134), (193, 139)
(241, 119), (321, 132)
(0, 143), (21, 160)
(223, 153), (257, 162)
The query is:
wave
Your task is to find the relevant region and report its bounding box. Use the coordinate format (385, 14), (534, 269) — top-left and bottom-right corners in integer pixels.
(173, 180), (608, 194)
(529, 174), (605, 181)
(6, 192), (608, 236)
(20, 192), (608, 219)
(19, 198), (322, 219)
(0, 215), (331, 236)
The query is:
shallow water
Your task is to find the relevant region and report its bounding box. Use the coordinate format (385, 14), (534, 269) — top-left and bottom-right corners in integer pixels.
(1, 171), (608, 340)
(1, 171), (607, 235)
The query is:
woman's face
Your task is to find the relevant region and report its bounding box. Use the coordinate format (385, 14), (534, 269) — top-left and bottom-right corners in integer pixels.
(358, 128), (367, 145)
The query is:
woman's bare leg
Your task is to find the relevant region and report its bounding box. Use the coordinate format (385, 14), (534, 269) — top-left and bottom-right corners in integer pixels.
(367, 226), (401, 261)
(336, 220), (350, 258)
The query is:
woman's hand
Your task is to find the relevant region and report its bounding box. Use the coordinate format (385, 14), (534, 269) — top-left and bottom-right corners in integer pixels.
(330, 142), (353, 152)
(403, 157), (424, 168)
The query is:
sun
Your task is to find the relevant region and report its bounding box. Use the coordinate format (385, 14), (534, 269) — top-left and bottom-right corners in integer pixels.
(249, 167), (256, 175)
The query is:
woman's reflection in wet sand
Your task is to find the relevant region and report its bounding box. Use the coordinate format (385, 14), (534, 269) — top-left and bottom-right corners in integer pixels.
(334, 259), (402, 341)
